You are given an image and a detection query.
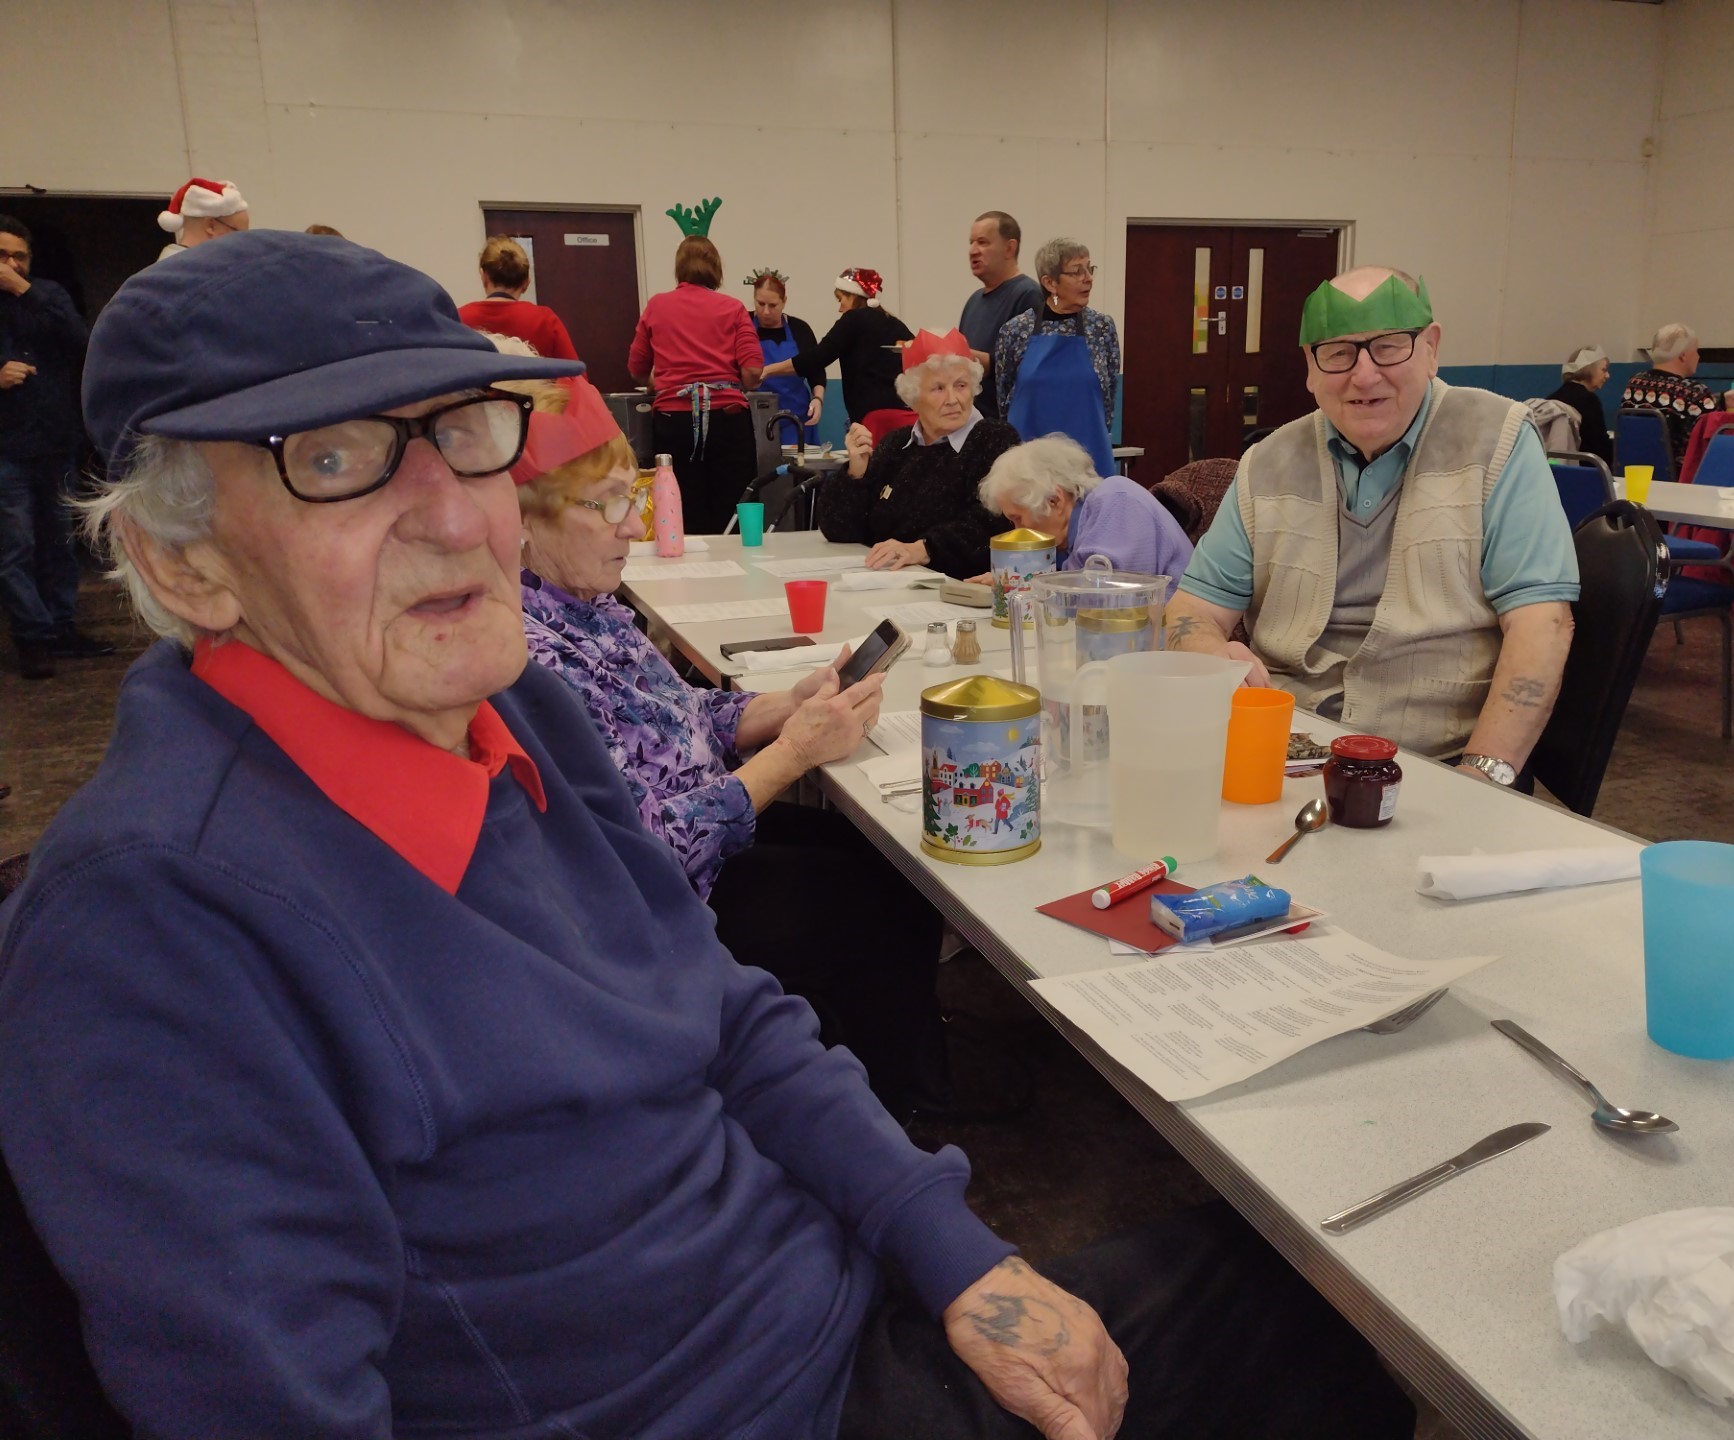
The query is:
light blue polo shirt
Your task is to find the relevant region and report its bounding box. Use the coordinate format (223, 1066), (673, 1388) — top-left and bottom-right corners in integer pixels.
(1179, 386), (1579, 615)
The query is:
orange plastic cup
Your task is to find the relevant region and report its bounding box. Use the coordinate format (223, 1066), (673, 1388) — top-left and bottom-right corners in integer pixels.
(1222, 687), (1295, 804)
(785, 580), (828, 634)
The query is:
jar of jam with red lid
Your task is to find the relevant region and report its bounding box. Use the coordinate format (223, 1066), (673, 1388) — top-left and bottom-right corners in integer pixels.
(1323, 735), (1402, 828)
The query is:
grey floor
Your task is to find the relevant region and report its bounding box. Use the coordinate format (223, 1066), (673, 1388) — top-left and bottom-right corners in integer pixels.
(4, 578), (1730, 1440)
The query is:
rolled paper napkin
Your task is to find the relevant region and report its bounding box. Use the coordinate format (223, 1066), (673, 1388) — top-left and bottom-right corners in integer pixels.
(733, 641), (848, 673)
(1416, 847), (1640, 901)
(835, 567), (941, 591)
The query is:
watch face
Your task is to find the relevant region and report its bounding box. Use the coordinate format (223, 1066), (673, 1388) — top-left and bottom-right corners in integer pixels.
(1470, 755), (1516, 785)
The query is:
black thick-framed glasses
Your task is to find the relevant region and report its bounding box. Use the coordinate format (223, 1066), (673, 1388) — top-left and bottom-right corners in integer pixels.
(1308, 329), (1422, 374)
(255, 389), (533, 503)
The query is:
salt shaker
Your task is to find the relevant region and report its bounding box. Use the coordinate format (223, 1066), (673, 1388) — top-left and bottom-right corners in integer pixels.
(951, 619), (981, 664)
(922, 620), (952, 666)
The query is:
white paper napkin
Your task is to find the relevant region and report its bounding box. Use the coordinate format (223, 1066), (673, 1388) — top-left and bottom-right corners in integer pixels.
(835, 568), (941, 591)
(858, 750), (919, 789)
(628, 537), (709, 555)
(729, 634), (871, 675)
(1416, 847), (1639, 901)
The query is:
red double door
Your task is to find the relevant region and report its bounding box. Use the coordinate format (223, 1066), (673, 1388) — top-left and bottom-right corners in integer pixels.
(1122, 225), (1340, 480)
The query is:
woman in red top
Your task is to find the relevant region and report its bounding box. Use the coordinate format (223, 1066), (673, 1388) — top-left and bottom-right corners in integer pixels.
(456, 236), (579, 362)
(628, 237), (765, 535)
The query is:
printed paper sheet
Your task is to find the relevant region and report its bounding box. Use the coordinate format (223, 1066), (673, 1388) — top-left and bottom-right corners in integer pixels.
(1030, 932), (1495, 1101)
(619, 559), (747, 582)
(656, 598), (791, 624)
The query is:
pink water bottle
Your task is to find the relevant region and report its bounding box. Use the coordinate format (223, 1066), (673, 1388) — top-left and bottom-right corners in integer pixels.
(651, 452), (685, 557)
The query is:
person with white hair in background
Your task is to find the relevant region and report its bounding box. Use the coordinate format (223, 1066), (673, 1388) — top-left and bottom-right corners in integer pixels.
(977, 434), (1194, 579)
(1544, 346), (1613, 466)
(155, 178), (248, 262)
(818, 328), (1016, 575)
(993, 237), (1120, 478)
(1622, 323), (1729, 470)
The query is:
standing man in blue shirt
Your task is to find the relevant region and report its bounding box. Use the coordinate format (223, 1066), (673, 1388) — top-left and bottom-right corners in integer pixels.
(1167, 266), (1578, 781)
(959, 211), (1042, 423)
(0, 215), (111, 679)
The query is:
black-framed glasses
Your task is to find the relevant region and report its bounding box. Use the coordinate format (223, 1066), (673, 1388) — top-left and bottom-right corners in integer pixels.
(1308, 329), (1422, 374)
(255, 390), (533, 503)
(573, 492), (643, 525)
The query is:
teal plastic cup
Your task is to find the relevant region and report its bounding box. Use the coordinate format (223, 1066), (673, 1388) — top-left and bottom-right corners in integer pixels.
(1642, 841), (1734, 1058)
(736, 502), (765, 547)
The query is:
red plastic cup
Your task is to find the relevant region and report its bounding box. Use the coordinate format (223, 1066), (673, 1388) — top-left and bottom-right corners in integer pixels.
(785, 580), (828, 634)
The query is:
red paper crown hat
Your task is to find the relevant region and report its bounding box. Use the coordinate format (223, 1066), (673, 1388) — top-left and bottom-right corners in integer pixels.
(901, 328), (973, 371)
(511, 375), (625, 485)
(158, 178), (248, 234)
(834, 267), (885, 306)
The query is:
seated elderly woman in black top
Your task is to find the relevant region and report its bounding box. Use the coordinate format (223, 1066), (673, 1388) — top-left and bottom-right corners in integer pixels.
(817, 328), (1017, 575)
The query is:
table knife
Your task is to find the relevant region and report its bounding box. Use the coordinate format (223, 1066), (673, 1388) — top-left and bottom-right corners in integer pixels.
(1320, 1122), (1549, 1234)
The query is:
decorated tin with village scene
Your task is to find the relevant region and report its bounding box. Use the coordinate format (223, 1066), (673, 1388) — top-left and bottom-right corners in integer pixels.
(989, 528), (1057, 628)
(920, 676), (1041, 865)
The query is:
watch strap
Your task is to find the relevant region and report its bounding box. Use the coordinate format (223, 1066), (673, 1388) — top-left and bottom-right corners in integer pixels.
(1462, 753), (1517, 786)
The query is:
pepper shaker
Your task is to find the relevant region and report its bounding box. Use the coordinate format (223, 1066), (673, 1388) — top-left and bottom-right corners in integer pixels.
(951, 619), (981, 664)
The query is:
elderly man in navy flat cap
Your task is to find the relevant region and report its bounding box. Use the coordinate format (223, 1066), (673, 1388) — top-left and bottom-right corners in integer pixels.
(0, 232), (1412, 1440)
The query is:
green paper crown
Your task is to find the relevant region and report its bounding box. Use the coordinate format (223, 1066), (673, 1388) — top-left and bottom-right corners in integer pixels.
(1299, 274), (1432, 345)
(666, 197), (722, 238)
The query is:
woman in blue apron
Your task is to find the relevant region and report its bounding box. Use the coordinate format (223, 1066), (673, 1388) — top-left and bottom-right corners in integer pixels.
(745, 268), (823, 446)
(996, 238), (1120, 479)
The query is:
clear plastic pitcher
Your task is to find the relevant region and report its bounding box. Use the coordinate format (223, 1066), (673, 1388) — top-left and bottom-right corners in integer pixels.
(1099, 652), (1249, 863)
(1008, 560), (1173, 828)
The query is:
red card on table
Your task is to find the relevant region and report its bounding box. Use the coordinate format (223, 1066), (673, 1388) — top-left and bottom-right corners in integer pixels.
(1036, 879), (1195, 953)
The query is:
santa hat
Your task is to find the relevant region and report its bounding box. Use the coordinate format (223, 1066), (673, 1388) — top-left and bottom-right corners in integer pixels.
(159, 179), (248, 235)
(902, 328), (972, 371)
(834, 267), (885, 307)
(511, 376), (624, 485)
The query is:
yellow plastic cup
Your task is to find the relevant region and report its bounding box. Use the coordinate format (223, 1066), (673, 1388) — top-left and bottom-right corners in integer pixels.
(1625, 465), (1654, 505)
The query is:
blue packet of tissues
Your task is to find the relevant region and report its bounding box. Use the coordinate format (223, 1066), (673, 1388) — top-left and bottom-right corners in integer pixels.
(1150, 876), (1291, 943)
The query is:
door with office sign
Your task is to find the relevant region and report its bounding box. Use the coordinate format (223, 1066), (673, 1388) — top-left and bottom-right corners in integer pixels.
(1121, 224), (1340, 479)
(481, 207), (641, 392)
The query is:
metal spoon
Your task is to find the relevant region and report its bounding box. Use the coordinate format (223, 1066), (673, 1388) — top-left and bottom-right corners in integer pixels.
(1266, 797), (1328, 863)
(1491, 1020), (1678, 1136)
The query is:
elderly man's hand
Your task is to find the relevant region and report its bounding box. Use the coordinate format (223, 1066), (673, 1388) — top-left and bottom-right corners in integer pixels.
(0, 361), (35, 389)
(866, 538), (928, 570)
(777, 669), (884, 769)
(944, 1256), (1127, 1440)
(1225, 641), (1271, 687)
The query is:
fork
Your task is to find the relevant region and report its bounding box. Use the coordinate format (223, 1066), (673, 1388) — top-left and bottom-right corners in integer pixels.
(1361, 989), (1449, 1035)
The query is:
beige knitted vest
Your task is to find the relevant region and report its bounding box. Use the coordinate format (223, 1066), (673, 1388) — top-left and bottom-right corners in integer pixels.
(1236, 379), (1530, 758)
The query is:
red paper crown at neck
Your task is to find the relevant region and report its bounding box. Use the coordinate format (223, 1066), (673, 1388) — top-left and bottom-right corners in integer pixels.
(510, 376), (624, 485)
(902, 328), (972, 371)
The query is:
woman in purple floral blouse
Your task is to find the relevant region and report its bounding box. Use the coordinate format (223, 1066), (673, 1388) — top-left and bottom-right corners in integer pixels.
(510, 377), (948, 1116)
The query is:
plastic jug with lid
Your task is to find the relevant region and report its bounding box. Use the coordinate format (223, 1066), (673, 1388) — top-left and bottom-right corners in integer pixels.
(1008, 558), (1172, 829)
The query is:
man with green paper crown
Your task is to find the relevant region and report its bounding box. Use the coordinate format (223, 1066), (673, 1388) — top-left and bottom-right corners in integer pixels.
(1168, 267), (1578, 781)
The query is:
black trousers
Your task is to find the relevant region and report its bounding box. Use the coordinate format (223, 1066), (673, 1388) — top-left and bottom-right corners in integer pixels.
(708, 803), (946, 1115)
(840, 1203), (1415, 1440)
(651, 407), (759, 537)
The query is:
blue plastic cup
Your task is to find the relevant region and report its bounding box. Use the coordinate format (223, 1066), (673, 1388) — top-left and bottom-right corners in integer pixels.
(1642, 841), (1734, 1058)
(736, 502), (765, 547)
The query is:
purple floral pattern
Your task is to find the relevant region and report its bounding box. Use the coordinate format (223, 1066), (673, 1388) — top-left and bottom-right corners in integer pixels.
(521, 573), (756, 898)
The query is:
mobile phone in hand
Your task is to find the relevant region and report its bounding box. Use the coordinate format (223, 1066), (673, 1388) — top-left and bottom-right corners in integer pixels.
(834, 619), (909, 689)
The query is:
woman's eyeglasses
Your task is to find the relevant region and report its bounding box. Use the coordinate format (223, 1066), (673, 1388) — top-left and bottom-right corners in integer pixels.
(1060, 265), (1098, 279)
(253, 391), (533, 503)
(573, 493), (643, 525)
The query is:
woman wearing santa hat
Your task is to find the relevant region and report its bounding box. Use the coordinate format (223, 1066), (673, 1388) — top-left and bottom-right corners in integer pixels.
(759, 267), (914, 442)
(156, 178), (248, 262)
(816, 328), (1015, 576)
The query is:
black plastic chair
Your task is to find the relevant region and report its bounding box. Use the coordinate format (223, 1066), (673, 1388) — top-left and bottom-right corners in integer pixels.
(1615, 406), (1675, 481)
(0, 853), (131, 1438)
(1529, 502), (1667, 816)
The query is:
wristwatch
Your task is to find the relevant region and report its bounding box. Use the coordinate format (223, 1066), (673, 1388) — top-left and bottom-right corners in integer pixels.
(1461, 753), (1518, 786)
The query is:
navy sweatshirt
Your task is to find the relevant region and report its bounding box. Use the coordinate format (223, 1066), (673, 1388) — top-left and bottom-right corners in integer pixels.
(0, 643), (1010, 1439)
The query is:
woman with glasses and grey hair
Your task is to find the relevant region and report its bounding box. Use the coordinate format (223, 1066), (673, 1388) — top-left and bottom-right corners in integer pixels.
(976, 434), (1193, 579)
(993, 238), (1120, 478)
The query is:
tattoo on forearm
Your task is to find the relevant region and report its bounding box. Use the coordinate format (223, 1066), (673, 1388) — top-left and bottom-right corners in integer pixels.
(1166, 616), (1200, 645)
(962, 1258), (1070, 1355)
(1499, 676), (1547, 709)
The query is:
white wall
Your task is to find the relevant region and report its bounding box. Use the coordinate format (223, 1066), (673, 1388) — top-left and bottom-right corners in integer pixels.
(4, 0), (1664, 367)
(1646, 0), (1734, 351)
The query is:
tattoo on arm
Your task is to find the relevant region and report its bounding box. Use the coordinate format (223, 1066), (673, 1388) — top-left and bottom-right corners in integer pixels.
(1166, 615), (1200, 645)
(1499, 676), (1547, 709)
(961, 1258), (1070, 1355)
